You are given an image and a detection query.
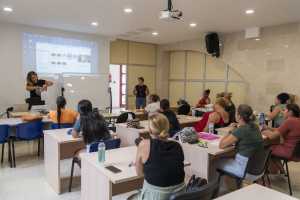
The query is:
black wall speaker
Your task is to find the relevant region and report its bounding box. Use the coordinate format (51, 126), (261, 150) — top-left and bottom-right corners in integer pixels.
(205, 33), (220, 58)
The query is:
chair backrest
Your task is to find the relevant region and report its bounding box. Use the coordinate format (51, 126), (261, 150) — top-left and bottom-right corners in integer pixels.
(169, 179), (219, 200)
(16, 121), (43, 140)
(292, 140), (300, 158)
(0, 125), (10, 143)
(51, 123), (74, 129)
(245, 147), (272, 176)
(116, 112), (136, 124)
(87, 138), (121, 153)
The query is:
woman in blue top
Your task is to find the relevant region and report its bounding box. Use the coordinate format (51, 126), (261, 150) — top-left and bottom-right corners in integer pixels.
(71, 99), (93, 138)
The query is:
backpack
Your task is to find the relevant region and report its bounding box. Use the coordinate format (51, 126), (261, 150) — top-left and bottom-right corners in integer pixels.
(186, 175), (208, 192)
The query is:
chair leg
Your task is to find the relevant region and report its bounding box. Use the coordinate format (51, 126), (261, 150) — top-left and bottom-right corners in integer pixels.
(236, 178), (243, 189)
(1, 143), (4, 164)
(285, 161), (293, 196)
(7, 141), (12, 168)
(262, 176), (266, 186)
(37, 138), (40, 157)
(69, 158), (75, 192)
(11, 139), (16, 168)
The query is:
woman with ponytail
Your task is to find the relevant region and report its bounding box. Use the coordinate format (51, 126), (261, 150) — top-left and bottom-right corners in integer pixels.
(217, 104), (264, 178)
(48, 96), (77, 126)
(134, 113), (185, 200)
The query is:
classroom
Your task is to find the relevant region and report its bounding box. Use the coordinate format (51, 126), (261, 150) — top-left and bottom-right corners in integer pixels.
(1, 0), (300, 200)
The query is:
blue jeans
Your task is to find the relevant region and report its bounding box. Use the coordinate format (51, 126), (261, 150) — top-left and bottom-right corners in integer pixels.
(136, 97), (146, 109)
(218, 153), (249, 178)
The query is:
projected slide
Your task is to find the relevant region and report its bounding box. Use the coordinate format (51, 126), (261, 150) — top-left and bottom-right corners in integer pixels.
(36, 42), (92, 74)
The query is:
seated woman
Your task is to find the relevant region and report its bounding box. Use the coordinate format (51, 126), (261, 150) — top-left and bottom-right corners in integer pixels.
(218, 104), (264, 178)
(223, 92), (236, 123)
(160, 99), (181, 137)
(80, 110), (111, 145)
(135, 113), (185, 200)
(196, 89), (211, 108)
(48, 96), (78, 126)
(267, 93), (290, 128)
(145, 94), (160, 116)
(194, 98), (230, 132)
(177, 99), (191, 115)
(263, 104), (300, 172)
(71, 99), (93, 138)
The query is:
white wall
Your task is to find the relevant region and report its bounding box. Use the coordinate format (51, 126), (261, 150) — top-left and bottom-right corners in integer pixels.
(0, 21), (110, 111)
(156, 23), (300, 112)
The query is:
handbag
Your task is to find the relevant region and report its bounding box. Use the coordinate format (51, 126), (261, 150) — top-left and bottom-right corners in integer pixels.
(186, 175), (208, 192)
(178, 127), (199, 144)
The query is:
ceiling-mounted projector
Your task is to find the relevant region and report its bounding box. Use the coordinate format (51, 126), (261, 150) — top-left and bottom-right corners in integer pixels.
(160, 0), (183, 21)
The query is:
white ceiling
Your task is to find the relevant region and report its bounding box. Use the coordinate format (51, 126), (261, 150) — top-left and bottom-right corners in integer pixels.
(1, 0), (300, 44)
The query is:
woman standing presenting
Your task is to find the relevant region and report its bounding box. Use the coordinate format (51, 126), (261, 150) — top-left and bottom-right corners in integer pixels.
(133, 77), (149, 109)
(26, 71), (53, 108)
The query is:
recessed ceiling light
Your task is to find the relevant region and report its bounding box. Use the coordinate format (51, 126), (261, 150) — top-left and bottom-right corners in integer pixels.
(3, 6), (13, 13)
(245, 9), (255, 15)
(90, 22), (99, 27)
(124, 8), (133, 13)
(255, 38), (260, 41)
(152, 32), (159, 36)
(189, 23), (197, 27)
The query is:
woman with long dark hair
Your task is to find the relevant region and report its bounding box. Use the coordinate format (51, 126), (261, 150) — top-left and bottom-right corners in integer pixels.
(71, 100), (111, 143)
(71, 99), (93, 138)
(48, 96), (77, 127)
(80, 110), (111, 144)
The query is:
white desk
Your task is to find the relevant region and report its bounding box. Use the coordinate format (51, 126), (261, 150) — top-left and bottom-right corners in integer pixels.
(216, 184), (298, 200)
(181, 138), (234, 181)
(116, 117), (232, 182)
(102, 109), (147, 121)
(44, 128), (85, 194)
(0, 117), (52, 126)
(116, 115), (201, 147)
(81, 146), (143, 200)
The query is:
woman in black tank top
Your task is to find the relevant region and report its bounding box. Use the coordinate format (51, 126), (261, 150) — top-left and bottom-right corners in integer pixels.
(135, 113), (185, 200)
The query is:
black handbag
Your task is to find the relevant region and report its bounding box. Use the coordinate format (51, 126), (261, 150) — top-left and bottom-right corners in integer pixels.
(186, 175), (208, 192)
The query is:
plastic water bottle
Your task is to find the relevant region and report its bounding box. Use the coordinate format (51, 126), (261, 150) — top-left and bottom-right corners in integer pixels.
(259, 113), (265, 126)
(208, 123), (214, 134)
(98, 142), (106, 163)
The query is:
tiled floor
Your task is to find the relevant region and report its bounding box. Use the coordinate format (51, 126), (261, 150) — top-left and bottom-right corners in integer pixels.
(0, 152), (299, 200)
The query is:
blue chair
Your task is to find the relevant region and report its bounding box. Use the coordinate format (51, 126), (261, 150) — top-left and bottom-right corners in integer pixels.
(0, 125), (13, 167)
(51, 123), (74, 129)
(12, 121), (44, 167)
(68, 138), (121, 192)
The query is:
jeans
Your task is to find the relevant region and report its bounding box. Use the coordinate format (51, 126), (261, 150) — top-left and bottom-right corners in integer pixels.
(136, 97), (146, 109)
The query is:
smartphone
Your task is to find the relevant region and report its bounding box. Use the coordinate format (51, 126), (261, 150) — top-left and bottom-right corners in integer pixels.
(105, 165), (122, 173)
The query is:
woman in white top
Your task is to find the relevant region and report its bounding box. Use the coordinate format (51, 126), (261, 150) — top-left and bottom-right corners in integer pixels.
(145, 94), (160, 116)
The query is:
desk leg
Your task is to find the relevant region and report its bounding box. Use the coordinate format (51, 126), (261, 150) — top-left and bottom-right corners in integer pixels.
(81, 159), (112, 200)
(44, 134), (61, 194)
